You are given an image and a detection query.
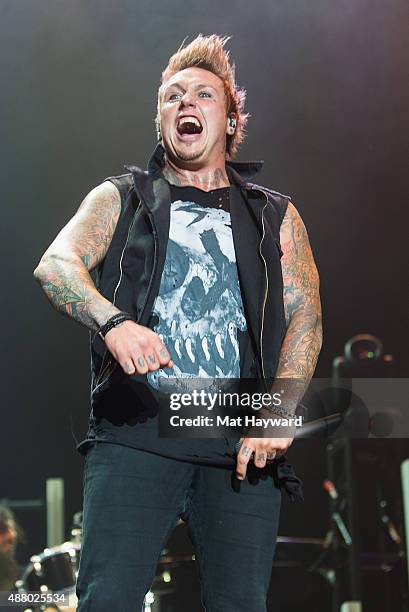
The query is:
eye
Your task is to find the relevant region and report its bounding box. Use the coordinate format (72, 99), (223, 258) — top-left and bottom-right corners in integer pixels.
(199, 91), (212, 98)
(168, 93), (181, 101)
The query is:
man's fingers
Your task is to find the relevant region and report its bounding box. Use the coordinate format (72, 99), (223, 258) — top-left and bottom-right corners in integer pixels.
(235, 437), (295, 479)
(145, 351), (160, 371)
(236, 439), (255, 481)
(155, 343), (173, 367)
(120, 349), (173, 376)
(120, 354), (148, 375)
(145, 344), (174, 372)
(129, 337), (168, 374)
(235, 433), (295, 480)
(254, 451), (268, 468)
(104, 322), (174, 374)
(122, 359), (136, 375)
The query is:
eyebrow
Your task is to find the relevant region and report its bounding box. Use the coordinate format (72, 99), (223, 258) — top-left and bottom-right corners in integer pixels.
(164, 82), (218, 93)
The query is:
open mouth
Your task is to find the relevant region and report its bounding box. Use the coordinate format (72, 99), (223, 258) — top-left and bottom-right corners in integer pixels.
(176, 116), (203, 136)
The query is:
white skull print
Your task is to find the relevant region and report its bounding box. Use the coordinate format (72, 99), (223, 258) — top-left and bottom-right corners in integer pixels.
(147, 199), (247, 392)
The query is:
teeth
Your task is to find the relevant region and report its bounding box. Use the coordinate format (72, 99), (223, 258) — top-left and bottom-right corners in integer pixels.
(185, 337), (195, 363)
(178, 116), (201, 128)
(201, 337), (210, 361)
(174, 339), (182, 359)
(215, 333), (224, 359)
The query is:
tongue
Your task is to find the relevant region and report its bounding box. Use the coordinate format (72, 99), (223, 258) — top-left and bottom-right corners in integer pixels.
(179, 122), (201, 135)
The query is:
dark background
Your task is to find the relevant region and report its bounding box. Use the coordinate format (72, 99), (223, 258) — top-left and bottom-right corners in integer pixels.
(1, 0), (408, 606)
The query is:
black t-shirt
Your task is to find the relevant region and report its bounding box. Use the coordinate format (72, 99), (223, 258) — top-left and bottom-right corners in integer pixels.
(78, 184), (257, 466)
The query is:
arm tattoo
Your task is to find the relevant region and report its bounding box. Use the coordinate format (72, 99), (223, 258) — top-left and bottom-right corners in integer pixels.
(34, 182), (121, 330)
(276, 202), (323, 384)
(37, 258), (119, 330)
(74, 184), (121, 270)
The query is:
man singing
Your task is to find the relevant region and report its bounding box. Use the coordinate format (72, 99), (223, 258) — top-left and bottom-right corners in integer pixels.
(34, 34), (322, 611)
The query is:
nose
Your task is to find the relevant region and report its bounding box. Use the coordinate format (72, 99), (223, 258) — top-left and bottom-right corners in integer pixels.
(180, 90), (196, 107)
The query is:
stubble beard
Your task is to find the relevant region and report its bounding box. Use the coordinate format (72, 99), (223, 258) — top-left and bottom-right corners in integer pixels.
(172, 142), (207, 163)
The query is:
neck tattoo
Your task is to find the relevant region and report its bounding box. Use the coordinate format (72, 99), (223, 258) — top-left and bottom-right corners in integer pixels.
(163, 161), (230, 192)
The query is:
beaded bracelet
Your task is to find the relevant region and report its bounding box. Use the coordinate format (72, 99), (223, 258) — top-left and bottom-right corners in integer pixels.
(98, 312), (134, 340)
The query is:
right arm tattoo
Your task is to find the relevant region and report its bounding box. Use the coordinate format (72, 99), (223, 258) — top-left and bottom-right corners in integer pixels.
(33, 181), (122, 331)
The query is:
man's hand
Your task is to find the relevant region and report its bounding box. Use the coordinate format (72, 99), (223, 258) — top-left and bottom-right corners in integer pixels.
(104, 320), (174, 375)
(235, 415), (296, 480)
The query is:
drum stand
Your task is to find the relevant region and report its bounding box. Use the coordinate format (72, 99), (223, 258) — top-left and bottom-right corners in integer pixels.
(326, 438), (408, 611)
(143, 590), (155, 612)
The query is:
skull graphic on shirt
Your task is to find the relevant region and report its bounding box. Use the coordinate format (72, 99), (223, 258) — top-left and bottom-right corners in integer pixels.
(147, 200), (247, 392)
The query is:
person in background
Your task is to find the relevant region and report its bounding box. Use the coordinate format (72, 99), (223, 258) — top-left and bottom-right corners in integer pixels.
(0, 505), (20, 592)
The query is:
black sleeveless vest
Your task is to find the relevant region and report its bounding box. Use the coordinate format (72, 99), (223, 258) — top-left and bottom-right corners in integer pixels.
(90, 143), (290, 409)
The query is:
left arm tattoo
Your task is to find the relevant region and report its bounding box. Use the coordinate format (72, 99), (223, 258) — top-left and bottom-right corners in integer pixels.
(273, 202), (323, 403)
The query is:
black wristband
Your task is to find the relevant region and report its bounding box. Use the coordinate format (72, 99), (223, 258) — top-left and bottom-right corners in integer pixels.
(98, 312), (134, 340)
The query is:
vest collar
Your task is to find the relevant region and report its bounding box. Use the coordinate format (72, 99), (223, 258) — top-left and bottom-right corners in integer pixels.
(146, 142), (264, 186)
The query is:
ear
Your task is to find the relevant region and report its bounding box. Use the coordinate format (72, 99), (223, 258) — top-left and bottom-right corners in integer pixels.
(226, 114), (237, 136)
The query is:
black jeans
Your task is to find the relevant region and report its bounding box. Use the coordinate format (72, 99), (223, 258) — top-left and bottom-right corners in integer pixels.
(76, 442), (281, 612)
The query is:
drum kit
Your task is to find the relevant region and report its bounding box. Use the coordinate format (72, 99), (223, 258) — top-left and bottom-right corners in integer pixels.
(15, 516), (82, 612)
(15, 541), (80, 611)
(14, 515), (199, 612)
